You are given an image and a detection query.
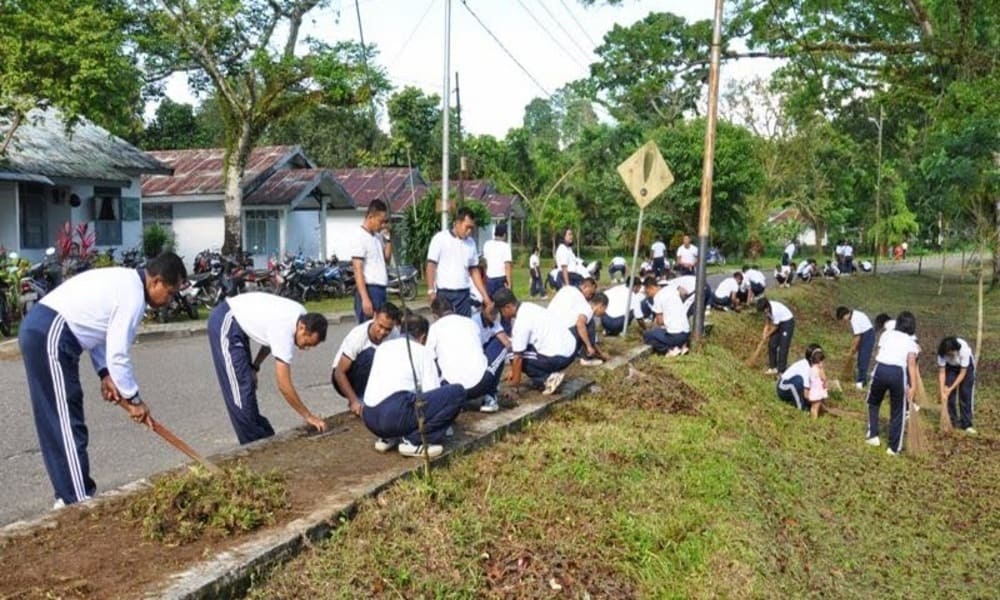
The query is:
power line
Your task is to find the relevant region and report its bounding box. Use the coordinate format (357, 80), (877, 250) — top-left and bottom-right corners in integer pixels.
(514, 0), (587, 70)
(533, 0), (593, 64)
(558, 0), (598, 49)
(459, 0), (550, 97)
(387, 0), (437, 67)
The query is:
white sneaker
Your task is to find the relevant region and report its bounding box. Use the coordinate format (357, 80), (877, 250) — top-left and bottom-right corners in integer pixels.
(680, 346), (689, 355)
(855, 382), (864, 390)
(666, 347), (682, 357)
(965, 427), (978, 435)
(765, 368), (778, 375)
(866, 436), (881, 447)
(52, 498), (66, 510)
(886, 448), (899, 456)
(397, 439), (443, 458)
(579, 357), (604, 366)
(373, 437), (399, 453)
(480, 395), (500, 413)
(542, 372), (565, 395)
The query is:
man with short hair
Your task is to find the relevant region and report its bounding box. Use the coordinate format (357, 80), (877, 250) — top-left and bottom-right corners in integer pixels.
(482, 223), (513, 298)
(495, 289), (576, 396)
(742, 264), (767, 301)
(362, 313), (467, 458)
(547, 278), (609, 364)
(675, 235), (698, 275)
(350, 199), (392, 324)
(712, 272), (745, 311)
(601, 278), (646, 335)
(427, 297), (506, 413)
(426, 206), (491, 317)
(651, 236), (667, 277)
(208, 292), (329, 444)
(20, 252), (186, 507)
(331, 302), (402, 416)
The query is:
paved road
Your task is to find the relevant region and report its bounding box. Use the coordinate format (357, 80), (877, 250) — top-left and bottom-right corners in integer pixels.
(0, 320), (358, 526)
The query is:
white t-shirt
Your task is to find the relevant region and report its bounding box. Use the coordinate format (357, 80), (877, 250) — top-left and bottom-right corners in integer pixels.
(874, 329), (920, 367)
(714, 277), (740, 299)
(529, 253), (540, 269)
(555, 243), (576, 270)
(651, 287), (689, 334)
(767, 300), (794, 324)
(363, 338), (441, 407)
(776, 265), (792, 278)
(676, 244), (698, 265)
(511, 301), (577, 358)
(781, 358), (812, 385)
(937, 338), (974, 368)
(850, 310), (873, 335)
(784, 243), (796, 258)
(427, 230), (477, 290)
(547, 285), (593, 329)
(835, 244), (845, 256)
(610, 256), (627, 267)
(604, 284), (644, 320)
(482, 239), (512, 279)
(349, 226), (388, 286)
(226, 293), (306, 364)
(651, 241), (666, 258)
(427, 314), (487, 388)
(884, 319), (896, 332)
(843, 244), (854, 257)
(40, 266), (146, 398)
(332, 320), (398, 366)
(744, 269), (766, 286)
(473, 310), (504, 346)
(666, 275), (696, 294)
(796, 262), (813, 276)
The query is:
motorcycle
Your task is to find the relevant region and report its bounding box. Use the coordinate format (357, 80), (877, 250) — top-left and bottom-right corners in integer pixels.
(19, 247), (62, 315)
(387, 264), (419, 301)
(706, 247), (726, 266)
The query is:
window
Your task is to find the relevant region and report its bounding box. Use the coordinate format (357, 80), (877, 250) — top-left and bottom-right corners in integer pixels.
(143, 203), (173, 230)
(18, 183), (48, 249)
(94, 186), (122, 245)
(245, 210), (280, 256)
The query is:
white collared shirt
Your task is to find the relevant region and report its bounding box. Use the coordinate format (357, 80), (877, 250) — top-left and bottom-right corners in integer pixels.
(937, 338), (974, 368)
(226, 293), (306, 364)
(555, 243), (576, 270)
(333, 320), (397, 367)
(349, 226), (388, 286)
(603, 284), (644, 320)
(781, 358), (812, 384)
(676, 244), (698, 264)
(768, 300), (794, 324)
(850, 310), (873, 335)
(511, 301), (576, 357)
(482, 239), (512, 278)
(714, 277), (740, 299)
(651, 241), (666, 258)
(427, 230), (478, 290)
(547, 285), (593, 329)
(875, 330), (920, 367)
(427, 314), (487, 388)
(40, 267), (146, 397)
(364, 337), (441, 407)
(744, 269), (766, 286)
(652, 287), (689, 333)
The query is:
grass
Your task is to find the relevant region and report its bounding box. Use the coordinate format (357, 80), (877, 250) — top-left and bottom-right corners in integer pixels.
(246, 270), (1000, 598)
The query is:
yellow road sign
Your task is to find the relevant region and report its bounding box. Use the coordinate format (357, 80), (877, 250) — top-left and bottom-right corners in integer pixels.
(617, 141), (674, 208)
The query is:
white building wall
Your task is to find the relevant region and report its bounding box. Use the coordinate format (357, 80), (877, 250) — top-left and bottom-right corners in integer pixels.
(287, 210), (322, 259)
(0, 182), (17, 251)
(325, 211), (364, 262)
(171, 202), (224, 265)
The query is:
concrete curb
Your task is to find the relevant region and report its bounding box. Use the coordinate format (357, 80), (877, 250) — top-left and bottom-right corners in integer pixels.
(151, 345), (651, 600)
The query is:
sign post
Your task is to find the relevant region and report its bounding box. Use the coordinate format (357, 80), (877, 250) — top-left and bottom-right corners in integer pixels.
(617, 140), (674, 337)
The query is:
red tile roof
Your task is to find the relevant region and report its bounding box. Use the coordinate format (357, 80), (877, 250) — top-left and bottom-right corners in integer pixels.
(332, 167), (426, 212)
(243, 168), (353, 208)
(141, 146), (309, 198)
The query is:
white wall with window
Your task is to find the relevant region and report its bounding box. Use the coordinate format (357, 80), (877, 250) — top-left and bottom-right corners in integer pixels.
(170, 202), (223, 266)
(245, 209), (282, 265)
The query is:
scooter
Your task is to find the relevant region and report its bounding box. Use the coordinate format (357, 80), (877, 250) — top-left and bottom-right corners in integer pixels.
(387, 264), (418, 301)
(19, 247), (61, 315)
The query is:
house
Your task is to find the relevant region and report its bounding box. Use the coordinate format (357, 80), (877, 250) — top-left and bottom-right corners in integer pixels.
(0, 107), (173, 261)
(768, 207), (829, 248)
(140, 146), (355, 266)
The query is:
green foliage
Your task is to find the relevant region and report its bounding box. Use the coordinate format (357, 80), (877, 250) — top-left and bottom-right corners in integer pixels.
(142, 224), (175, 258)
(385, 86), (442, 171)
(399, 191), (440, 268)
(141, 98), (213, 150)
(126, 465), (288, 545)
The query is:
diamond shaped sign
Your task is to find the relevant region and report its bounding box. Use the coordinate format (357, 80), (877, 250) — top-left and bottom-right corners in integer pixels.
(617, 141), (674, 208)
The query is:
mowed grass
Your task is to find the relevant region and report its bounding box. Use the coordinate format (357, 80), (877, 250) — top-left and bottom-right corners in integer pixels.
(248, 272), (1000, 599)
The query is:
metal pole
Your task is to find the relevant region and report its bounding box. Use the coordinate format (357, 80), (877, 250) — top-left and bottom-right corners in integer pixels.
(692, 0), (724, 343)
(439, 0), (451, 232)
(623, 207), (645, 337)
(873, 106), (883, 275)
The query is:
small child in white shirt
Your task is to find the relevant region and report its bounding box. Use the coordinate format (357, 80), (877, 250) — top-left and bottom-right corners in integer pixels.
(808, 347), (828, 419)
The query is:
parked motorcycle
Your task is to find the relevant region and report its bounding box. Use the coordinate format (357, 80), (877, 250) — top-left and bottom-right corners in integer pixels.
(387, 264), (419, 301)
(706, 247), (726, 266)
(19, 247), (62, 315)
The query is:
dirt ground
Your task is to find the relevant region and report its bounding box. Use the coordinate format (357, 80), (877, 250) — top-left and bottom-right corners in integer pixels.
(0, 401), (520, 600)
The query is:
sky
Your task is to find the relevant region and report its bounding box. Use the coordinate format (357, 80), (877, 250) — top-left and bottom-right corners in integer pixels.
(160, 0), (780, 138)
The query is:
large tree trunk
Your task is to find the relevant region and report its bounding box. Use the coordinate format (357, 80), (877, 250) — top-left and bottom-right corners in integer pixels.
(222, 125), (253, 256)
(993, 197), (1000, 289)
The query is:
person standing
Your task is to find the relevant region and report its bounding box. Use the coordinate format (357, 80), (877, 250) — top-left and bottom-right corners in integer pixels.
(482, 223), (513, 298)
(651, 236), (667, 277)
(782, 240), (797, 266)
(331, 303), (401, 417)
(555, 227), (582, 289)
(528, 246), (543, 297)
(937, 336), (977, 434)
(756, 297), (795, 375)
(865, 311), (920, 455)
(20, 253), (186, 507)
(350, 199), (392, 324)
(426, 206), (491, 317)
(675, 235), (698, 275)
(208, 292), (329, 445)
(836, 306), (875, 390)
(362, 314), (467, 458)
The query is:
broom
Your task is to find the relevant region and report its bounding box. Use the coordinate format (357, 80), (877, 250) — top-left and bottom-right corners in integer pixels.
(906, 369), (929, 455)
(840, 350), (856, 385)
(924, 368), (953, 433)
(745, 336), (767, 368)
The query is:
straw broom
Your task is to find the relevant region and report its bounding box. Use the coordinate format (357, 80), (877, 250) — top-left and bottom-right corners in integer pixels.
(746, 336), (767, 368)
(840, 350), (855, 384)
(932, 373), (954, 433)
(906, 369), (929, 455)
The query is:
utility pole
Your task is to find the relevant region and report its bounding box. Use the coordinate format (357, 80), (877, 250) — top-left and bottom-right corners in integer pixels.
(439, 0), (451, 232)
(870, 106), (884, 275)
(692, 0), (724, 343)
(455, 71), (465, 204)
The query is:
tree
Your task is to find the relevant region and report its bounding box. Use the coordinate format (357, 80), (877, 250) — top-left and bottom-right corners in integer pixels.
(141, 98), (213, 150)
(136, 0), (373, 254)
(385, 86), (442, 171)
(0, 0), (143, 153)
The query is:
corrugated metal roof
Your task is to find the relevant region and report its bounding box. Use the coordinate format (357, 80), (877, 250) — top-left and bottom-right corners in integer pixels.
(141, 146), (307, 198)
(0, 107), (172, 183)
(333, 167), (426, 212)
(244, 168), (354, 209)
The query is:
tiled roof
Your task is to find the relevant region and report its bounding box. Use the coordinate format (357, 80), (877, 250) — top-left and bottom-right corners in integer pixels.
(0, 107), (172, 183)
(332, 167), (426, 212)
(141, 146), (309, 198)
(244, 168), (353, 208)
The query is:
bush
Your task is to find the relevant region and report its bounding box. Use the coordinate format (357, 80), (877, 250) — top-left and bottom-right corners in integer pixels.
(142, 224), (175, 258)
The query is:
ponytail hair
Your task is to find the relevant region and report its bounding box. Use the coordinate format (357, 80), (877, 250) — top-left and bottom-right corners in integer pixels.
(805, 343), (825, 365)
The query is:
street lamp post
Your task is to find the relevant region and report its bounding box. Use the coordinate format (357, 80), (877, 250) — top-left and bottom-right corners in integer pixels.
(869, 106), (884, 275)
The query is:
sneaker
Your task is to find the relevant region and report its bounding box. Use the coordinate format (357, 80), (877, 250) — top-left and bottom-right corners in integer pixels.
(579, 357), (604, 367)
(52, 498), (66, 511)
(666, 347), (682, 357)
(398, 440), (443, 458)
(886, 448), (899, 456)
(965, 427), (978, 435)
(373, 437), (399, 453)
(765, 368), (778, 375)
(865, 436), (881, 447)
(480, 395), (500, 413)
(680, 346), (689, 355)
(855, 382), (864, 390)
(542, 372), (565, 395)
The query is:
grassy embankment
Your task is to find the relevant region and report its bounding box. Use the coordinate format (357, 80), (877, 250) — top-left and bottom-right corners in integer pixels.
(243, 271), (998, 598)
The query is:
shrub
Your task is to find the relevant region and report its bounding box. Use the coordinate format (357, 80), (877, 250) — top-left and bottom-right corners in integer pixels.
(142, 224), (175, 258)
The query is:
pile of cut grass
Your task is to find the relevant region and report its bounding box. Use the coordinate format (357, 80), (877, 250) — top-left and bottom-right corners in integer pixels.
(248, 273), (1000, 598)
